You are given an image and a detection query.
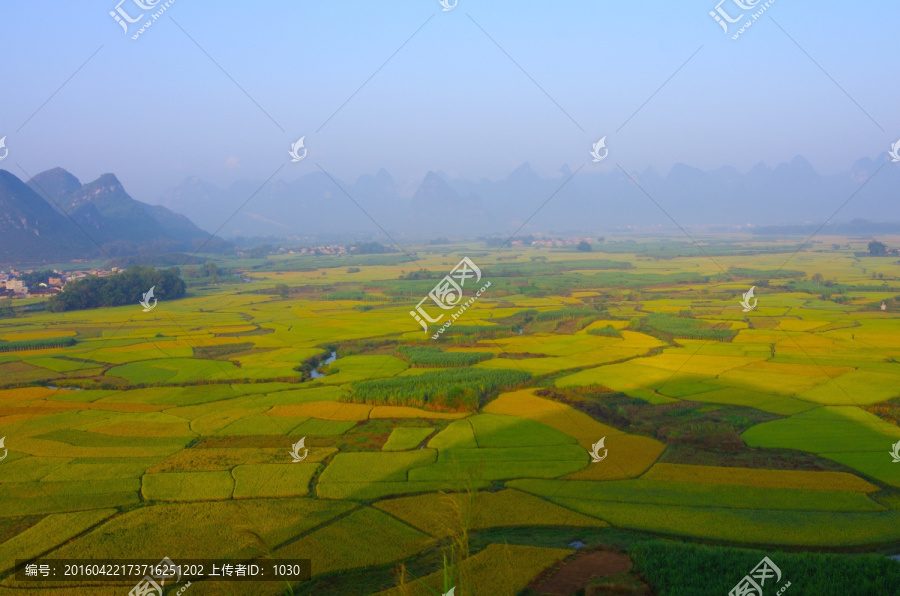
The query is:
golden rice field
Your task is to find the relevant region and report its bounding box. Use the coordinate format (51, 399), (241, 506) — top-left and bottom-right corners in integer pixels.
(0, 240), (899, 594)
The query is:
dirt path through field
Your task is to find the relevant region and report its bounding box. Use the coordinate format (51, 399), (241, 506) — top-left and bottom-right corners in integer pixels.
(533, 550), (633, 595)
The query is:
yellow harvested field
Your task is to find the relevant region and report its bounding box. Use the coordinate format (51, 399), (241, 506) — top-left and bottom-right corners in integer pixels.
(633, 354), (762, 375)
(147, 447), (337, 473)
(563, 434), (665, 481)
(485, 389), (624, 446)
(84, 402), (169, 414)
(369, 406), (469, 419)
(777, 320), (831, 332)
(642, 463), (879, 493)
(375, 489), (607, 537)
(618, 330), (667, 348)
(0, 509), (117, 577)
(0, 387), (65, 402)
(717, 368), (830, 396)
(740, 361), (852, 378)
(208, 325), (259, 334)
(268, 401), (373, 421)
(90, 421), (194, 438)
(581, 320), (629, 331)
(13, 437), (183, 460)
(485, 391), (664, 480)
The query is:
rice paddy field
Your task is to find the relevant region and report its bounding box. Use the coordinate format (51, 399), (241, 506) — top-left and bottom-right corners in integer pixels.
(1, 237), (899, 595)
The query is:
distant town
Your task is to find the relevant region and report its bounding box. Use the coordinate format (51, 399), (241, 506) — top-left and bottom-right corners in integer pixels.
(236, 236), (597, 258)
(0, 267), (123, 299)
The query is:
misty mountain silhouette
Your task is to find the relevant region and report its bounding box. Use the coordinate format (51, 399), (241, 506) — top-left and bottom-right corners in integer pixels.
(0, 168), (218, 264)
(156, 154), (900, 239)
(0, 169), (94, 262)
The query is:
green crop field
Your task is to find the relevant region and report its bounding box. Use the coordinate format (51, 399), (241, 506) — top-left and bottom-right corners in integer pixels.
(1, 239), (899, 594)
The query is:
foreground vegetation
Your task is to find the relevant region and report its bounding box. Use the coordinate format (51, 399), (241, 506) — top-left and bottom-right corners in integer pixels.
(630, 540), (900, 595)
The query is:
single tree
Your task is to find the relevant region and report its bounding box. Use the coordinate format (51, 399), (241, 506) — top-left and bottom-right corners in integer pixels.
(868, 240), (888, 256)
(203, 261), (218, 282)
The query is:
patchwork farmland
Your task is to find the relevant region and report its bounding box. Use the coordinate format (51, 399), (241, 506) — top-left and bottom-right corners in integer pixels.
(1, 240), (899, 595)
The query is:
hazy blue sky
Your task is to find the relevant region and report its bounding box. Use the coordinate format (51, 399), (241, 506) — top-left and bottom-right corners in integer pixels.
(2, 1), (898, 201)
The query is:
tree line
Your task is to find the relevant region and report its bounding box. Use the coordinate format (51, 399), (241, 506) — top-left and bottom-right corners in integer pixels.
(48, 266), (186, 312)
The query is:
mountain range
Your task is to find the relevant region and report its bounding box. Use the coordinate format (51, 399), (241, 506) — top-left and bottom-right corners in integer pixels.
(0, 168), (215, 265)
(2, 154), (897, 266)
(158, 154), (900, 239)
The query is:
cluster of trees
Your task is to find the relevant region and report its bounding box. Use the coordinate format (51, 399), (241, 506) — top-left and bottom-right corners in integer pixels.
(639, 313), (736, 342)
(48, 266), (185, 312)
(0, 337), (76, 352)
(398, 269), (440, 280)
(348, 368), (530, 411)
(868, 240), (895, 256)
(396, 346), (494, 367)
(238, 244), (274, 259)
(273, 283), (293, 299)
(182, 261), (226, 282)
(587, 324), (623, 338)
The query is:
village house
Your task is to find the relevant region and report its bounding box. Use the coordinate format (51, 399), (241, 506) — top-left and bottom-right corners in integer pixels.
(3, 279), (28, 296)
